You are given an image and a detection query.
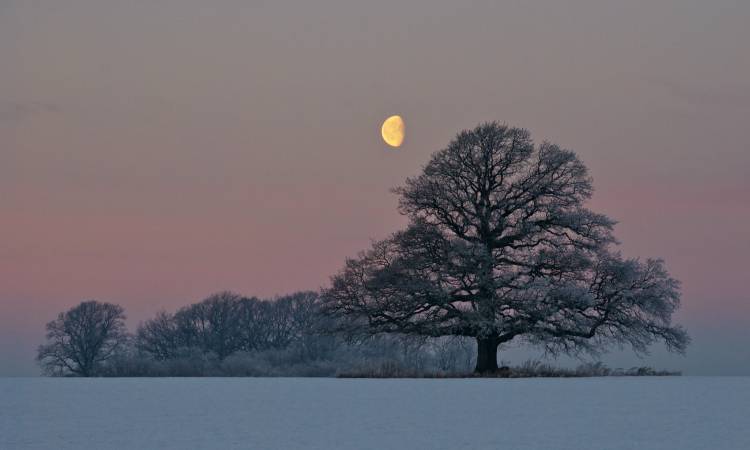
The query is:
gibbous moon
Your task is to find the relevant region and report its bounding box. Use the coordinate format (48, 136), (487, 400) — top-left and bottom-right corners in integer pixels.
(381, 115), (405, 147)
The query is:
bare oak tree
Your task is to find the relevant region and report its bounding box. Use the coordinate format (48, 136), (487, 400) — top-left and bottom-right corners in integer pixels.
(322, 122), (689, 373)
(37, 301), (128, 376)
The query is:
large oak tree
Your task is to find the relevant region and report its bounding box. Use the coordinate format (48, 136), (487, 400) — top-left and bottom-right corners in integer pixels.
(322, 122), (688, 373)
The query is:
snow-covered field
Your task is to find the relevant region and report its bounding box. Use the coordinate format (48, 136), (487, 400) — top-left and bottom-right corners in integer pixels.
(2, 377), (749, 450)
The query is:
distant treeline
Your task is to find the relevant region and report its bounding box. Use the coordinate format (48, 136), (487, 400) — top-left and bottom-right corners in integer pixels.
(37, 292), (677, 378)
(121, 290), (476, 377)
(37, 292), (477, 377)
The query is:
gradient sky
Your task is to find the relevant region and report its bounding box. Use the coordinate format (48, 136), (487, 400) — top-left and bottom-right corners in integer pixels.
(1, 0), (749, 375)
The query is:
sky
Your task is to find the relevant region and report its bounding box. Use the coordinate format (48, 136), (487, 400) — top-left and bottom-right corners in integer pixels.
(1, 0), (748, 376)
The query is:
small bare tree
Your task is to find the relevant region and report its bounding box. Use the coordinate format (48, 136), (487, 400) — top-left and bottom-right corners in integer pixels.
(265, 291), (320, 349)
(37, 300), (128, 377)
(135, 311), (181, 360)
(172, 291), (246, 360)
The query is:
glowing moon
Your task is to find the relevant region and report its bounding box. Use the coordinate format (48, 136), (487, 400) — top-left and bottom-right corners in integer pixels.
(381, 115), (405, 147)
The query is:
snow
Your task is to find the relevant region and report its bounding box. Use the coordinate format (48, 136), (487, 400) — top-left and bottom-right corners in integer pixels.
(2, 377), (749, 449)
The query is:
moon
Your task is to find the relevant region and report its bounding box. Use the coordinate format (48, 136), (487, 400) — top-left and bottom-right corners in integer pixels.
(381, 115), (405, 147)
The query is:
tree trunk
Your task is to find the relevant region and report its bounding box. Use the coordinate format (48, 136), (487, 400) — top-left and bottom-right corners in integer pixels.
(474, 336), (499, 374)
